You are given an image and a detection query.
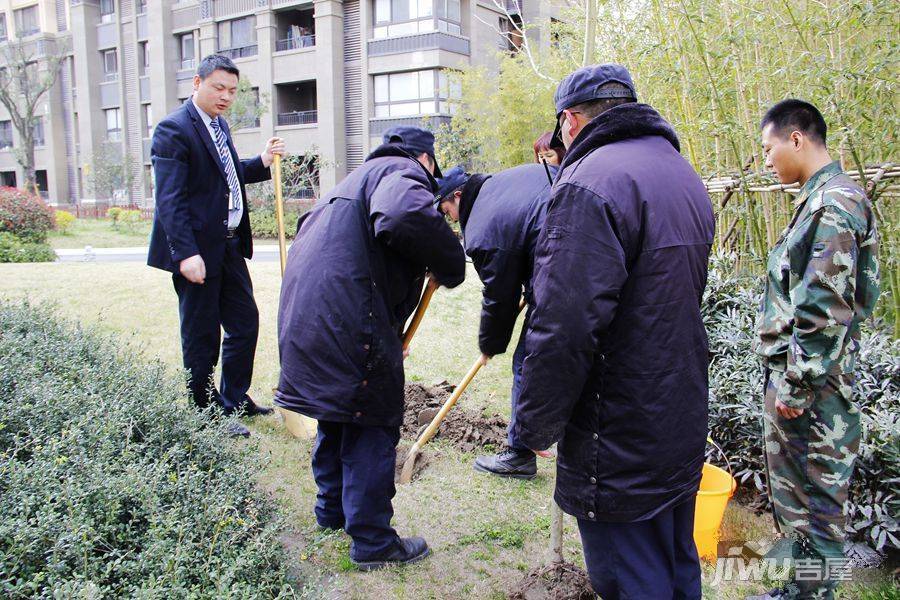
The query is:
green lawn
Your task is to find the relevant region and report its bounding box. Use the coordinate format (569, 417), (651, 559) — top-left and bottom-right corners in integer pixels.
(0, 262), (893, 599)
(49, 217), (153, 249)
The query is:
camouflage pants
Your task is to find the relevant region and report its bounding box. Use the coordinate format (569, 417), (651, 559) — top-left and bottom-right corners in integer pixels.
(763, 368), (860, 599)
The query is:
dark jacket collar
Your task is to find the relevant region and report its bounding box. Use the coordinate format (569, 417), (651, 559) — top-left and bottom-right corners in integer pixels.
(366, 143), (439, 192)
(458, 173), (491, 233)
(559, 103), (680, 173)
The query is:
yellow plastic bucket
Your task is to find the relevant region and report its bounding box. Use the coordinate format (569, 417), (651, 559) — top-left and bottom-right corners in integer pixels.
(693, 448), (737, 561)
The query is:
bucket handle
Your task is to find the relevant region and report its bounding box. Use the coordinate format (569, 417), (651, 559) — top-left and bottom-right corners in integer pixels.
(707, 436), (737, 496)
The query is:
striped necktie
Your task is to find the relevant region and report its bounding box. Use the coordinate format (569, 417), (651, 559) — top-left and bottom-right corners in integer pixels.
(209, 117), (242, 211)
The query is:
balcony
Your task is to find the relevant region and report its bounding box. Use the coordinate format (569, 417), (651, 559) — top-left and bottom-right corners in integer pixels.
(275, 81), (316, 127)
(99, 81), (119, 107)
(136, 13), (149, 39)
(277, 110), (317, 127)
(274, 7), (315, 51)
(368, 31), (470, 57)
(369, 115), (451, 136)
(217, 44), (258, 60)
(276, 35), (315, 51)
(139, 76), (151, 103)
(97, 22), (117, 48)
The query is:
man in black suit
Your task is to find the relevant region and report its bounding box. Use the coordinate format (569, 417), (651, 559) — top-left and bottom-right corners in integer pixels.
(148, 54), (285, 437)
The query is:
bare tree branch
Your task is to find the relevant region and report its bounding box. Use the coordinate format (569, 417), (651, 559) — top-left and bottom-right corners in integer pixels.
(472, 0), (554, 81)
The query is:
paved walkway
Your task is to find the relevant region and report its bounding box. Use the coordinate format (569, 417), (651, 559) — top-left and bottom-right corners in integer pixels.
(55, 244), (286, 263)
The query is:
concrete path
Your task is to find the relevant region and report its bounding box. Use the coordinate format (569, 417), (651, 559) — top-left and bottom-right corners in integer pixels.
(55, 244), (286, 263)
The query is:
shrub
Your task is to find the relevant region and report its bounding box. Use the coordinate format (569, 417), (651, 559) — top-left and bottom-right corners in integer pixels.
(0, 232), (56, 263)
(54, 210), (76, 234)
(0, 187), (55, 243)
(249, 208), (303, 240)
(117, 208), (142, 232)
(704, 253), (899, 552)
(107, 206), (122, 224)
(0, 302), (296, 597)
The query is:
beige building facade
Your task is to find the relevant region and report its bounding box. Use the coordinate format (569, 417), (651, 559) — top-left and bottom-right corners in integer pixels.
(0, 0), (558, 205)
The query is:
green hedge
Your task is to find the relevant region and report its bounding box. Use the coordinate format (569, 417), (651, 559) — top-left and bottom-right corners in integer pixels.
(704, 254), (899, 552)
(0, 232), (56, 263)
(249, 208), (303, 240)
(0, 302), (295, 598)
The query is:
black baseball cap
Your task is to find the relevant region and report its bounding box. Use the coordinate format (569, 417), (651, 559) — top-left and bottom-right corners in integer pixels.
(383, 126), (443, 178)
(552, 64), (637, 144)
(433, 165), (469, 209)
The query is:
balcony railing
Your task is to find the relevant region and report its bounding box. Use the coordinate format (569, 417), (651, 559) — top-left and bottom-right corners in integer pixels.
(275, 35), (315, 51)
(277, 110), (317, 126)
(217, 44), (258, 59)
(368, 31), (470, 57)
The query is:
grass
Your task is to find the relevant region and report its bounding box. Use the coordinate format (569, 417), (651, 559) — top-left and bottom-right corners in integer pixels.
(49, 218), (153, 249)
(0, 261), (894, 599)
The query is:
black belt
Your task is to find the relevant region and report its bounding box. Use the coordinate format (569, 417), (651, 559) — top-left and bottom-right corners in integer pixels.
(225, 228), (238, 239)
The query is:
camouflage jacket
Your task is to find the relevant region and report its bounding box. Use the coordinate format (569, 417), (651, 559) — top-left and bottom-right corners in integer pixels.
(756, 161), (880, 408)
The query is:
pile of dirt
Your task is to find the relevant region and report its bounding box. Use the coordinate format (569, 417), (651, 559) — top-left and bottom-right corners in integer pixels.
(402, 382), (508, 452)
(508, 562), (594, 600)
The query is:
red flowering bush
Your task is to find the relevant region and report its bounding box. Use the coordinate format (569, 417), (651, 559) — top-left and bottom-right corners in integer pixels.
(0, 187), (55, 243)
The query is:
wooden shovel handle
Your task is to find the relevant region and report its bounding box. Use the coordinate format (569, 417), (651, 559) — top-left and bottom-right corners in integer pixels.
(412, 357), (483, 451)
(402, 278), (439, 350)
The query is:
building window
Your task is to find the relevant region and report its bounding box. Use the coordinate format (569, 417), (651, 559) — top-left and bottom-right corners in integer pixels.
(105, 108), (121, 141)
(0, 121), (12, 149)
(250, 88), (260, 127)
(102, 49), (118, 81)
(35, 170), (48, 198)
(99, 0), (115, 23)
(373, 0), (460, 39)
(143, 104), (152, 137)
(499, 15), (523, 52)
(139, 42), (149, 75)
(373, 69), (459, 118)
(178, 32), (195, 70)
(136, 0), (147, 15)
(217, 16), (257, 58)
(33, 117), (45, 147)
(14, 5), (40, 37)
(0, 171), (16, 187)
(0, 13), (8, 42)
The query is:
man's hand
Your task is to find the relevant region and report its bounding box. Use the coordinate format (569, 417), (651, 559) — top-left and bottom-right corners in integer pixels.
(532, 448), (555, 459)
(478, 353), (491, 366)
(261, 137), (286, 167)
(180, 254), (206, 284)
(775, 399), (804, 420)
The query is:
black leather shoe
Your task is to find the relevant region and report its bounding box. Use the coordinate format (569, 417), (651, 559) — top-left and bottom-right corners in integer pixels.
(240, 397), (274, 417)
(351, 537), (431, 572)
(745, 585), (794, 600)
(226, 422), (251, 438)
(473, 447), (537, 480)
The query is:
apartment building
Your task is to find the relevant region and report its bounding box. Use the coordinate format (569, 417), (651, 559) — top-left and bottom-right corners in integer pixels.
(0, 0), (558, 205)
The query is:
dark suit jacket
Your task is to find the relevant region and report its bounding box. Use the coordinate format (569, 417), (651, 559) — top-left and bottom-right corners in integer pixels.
(147, 100), (271, 276)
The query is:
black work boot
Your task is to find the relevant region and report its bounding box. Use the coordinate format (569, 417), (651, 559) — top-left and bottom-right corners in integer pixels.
(350, 536), (431, 572)
(473, 447), (537, 480)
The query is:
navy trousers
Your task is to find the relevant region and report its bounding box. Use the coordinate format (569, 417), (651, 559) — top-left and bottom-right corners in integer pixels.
(507, 324), (528, 451)
(172, 237), (259, 414)
(312, 420), (401, 559)
(577, 498), (702, 600)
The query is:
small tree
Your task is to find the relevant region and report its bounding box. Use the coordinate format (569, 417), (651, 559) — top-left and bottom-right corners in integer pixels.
(0, 39), (68, 190)
(225, 76), (269, 132)
(85, 143), (137, 204)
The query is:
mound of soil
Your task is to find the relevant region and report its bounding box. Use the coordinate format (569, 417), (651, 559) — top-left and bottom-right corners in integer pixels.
(508, 562), (594, 600)
(402, 382), (508, 452)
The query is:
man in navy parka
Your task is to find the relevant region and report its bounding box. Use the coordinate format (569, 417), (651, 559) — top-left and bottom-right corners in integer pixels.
(275, 126), (465, 570)
(434, 162), (557, 480)
(515, 65), (715, 597)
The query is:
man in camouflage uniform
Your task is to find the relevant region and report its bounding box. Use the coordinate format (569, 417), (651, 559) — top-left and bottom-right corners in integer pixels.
(750, 99), (880, 600)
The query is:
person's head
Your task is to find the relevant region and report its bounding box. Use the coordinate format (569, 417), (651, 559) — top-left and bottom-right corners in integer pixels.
(552, 64), (637, 149)
(760, 99), (829, 185)
(382, 126), (443, 177)
(434, 166), (469, 221)
(192, 54), (240, 118)
(533, 132), (566, 166)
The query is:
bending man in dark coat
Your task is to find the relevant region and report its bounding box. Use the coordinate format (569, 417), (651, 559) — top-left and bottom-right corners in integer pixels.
(515, 64), (715, 598)
(434, 162), (557, 480)
(276, 126), (465, 571)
